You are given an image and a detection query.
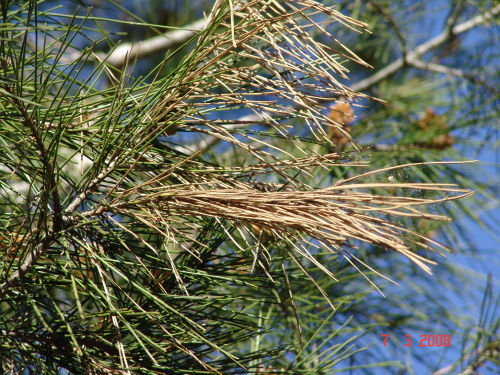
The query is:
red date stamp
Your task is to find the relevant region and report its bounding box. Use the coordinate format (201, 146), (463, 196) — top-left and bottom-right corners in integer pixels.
(381, 334), (451, 347)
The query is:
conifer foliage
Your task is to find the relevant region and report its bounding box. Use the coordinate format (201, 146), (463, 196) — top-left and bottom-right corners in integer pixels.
(0, 1), (498, 374)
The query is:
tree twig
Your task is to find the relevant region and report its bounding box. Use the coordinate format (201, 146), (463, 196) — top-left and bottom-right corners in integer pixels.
(366, 0), (408, 60)
(408, 59), (499, 94)
(101, 18), (207, 68)
(351, 3), (500, 92)
(0, 235), (53, 298)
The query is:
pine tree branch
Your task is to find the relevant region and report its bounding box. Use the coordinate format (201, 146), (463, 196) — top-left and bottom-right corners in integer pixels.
(366, 0), (408, 59)
(63, 161), (117, 215)
(407, 59), (499, 94)
(443, 0), (467, 38)
(351, 3), (500, 92)
(101, 18), (207, 68)
(0, 235), (54, 298)
(409, 59), (466, 77)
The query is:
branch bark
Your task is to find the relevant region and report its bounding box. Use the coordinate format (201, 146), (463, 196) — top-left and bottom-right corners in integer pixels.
(101, 18), (207, 68)
(0, 235), (54, 298)
(351, 3), (500, 92)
